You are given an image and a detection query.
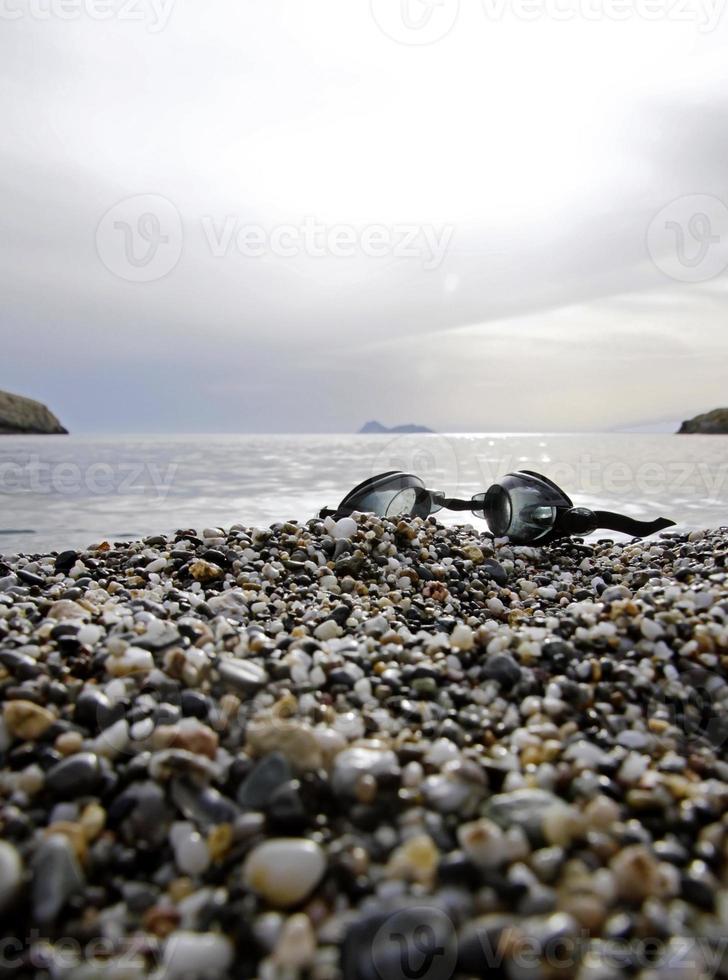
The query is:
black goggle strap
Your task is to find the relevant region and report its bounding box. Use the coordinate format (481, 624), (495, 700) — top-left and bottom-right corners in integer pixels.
(592, 511), (676, 538)
(559, 508), (675, 538)
(435, 496), (474, 512)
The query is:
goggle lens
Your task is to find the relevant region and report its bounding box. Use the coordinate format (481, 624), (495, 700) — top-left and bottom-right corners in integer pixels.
(473, 482), (557, 542)
(385, 487), (444, 518)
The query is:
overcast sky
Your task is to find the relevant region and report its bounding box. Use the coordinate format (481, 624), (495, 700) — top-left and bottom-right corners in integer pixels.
(1, 0), (728, 433)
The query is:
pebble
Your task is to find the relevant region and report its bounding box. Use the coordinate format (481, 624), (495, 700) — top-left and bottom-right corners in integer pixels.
(162, 931), (234, 979)
(641, 617), (664, 640)
(32, 833), (84, 923)
(106, 645), (154, 676)
(245, 720), (324, 771)
(332, 745), (399, 795)
(243, 838), (326, 908)
(273, 913), (317, 970)
(3, 699), (56, 739)
(486, 789), (566, 845)
(331, 517), (357, 539)
(482, 652), (522, 689)
(313, 619), (342, 641)
(0, 841), (23, 912)
(45, 752), (104, 798)
(47, 599), (87, 620)
(0, 511), (725, 978)
(458, 818), (505, 868)
(238, 752), (292, 808)
(216, 657), (268, 692)
(170, 822), (211, 876)
(384, 833), (439, 886)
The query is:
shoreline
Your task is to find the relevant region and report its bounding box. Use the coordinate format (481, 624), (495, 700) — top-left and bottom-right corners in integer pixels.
(0, 516), (726, 978)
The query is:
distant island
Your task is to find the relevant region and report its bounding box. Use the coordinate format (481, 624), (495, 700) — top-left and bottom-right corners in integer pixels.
(678, 408), (728, 434)
(0, 389), (68, 435)
(359, 420), (434, 434)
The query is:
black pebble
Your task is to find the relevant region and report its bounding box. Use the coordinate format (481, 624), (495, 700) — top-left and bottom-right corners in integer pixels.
(46, 752), (104, 798)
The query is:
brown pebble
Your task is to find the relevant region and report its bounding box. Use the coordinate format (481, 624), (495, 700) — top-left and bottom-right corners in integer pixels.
(45, 822), (88, 863)
(164, 722), (219, 760)
(55, 731), (83, 756)
(3, 700), (56, 740)
(208, 823), (233, 863)
(168, 877), (195, 902)
(80, 803), (106, 842)
(143, 905), (181, 938)
(355, 774), (378, 804)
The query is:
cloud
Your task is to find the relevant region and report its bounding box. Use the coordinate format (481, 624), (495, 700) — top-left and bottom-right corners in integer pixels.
(1, 2), (728, 431)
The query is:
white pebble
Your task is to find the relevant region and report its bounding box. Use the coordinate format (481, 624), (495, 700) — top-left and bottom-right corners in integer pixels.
(619, 752), (650, 784)
(77, 624), (102, 646)
(243, 839), (326, 908)
(171, 822), (210, 876)
(458, 818), (505, 868)
(162, 931), (233, 979)
(314, 620), (341, 641)
(451, 624), (474, 650)
(331, 517), (357, 539)
(641, 618), (664, 641)
(202, 527), (225, 539)
(273, 913), (317, 970)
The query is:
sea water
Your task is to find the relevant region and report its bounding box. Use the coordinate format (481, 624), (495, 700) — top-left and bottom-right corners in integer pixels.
(0, 432), (726, 555)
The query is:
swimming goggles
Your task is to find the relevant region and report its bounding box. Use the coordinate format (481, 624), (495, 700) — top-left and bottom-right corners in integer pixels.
(319, 470), (675, 544)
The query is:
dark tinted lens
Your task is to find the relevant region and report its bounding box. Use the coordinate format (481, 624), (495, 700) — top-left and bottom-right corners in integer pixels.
(343, 473), (425, 516)
(386, 487), (438, 518)
(385, 488), (419, 517)
(484, 485), (511, 535)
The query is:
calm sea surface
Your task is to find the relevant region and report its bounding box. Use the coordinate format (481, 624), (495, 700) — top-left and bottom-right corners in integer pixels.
(0, 433), (726, 556)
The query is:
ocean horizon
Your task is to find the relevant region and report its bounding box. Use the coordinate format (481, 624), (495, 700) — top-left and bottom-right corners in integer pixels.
(1, 431), (726, 555)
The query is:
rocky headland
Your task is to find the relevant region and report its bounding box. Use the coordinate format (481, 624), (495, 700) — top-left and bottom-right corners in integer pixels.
(678, 408), (728, 434)
(0, 389), (68, 435)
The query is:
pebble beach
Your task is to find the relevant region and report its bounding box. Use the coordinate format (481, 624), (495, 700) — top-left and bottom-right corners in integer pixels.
(0, 514), (727, 979)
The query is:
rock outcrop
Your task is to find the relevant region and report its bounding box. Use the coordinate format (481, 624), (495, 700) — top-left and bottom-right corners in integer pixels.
(0, 390), (68, 434)
(359, 421), (433, 434)
(678, 408), (728, 435)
